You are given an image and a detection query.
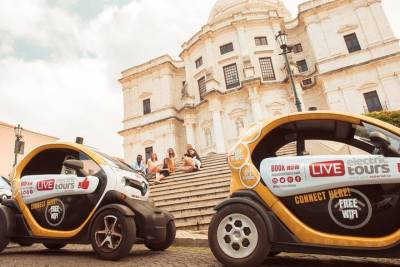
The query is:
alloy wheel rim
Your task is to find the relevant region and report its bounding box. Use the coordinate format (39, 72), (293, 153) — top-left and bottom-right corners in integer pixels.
(95, 215), (123, 252)
(216, 213), (258, 259)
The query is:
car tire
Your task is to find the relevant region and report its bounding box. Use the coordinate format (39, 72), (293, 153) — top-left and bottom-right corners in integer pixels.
(145, 220), (176, 251)
(90, 209), (136, 261)
(208, 203), (270, 267)
(43, 243), (66, 250)
(0, 217), (9, 253)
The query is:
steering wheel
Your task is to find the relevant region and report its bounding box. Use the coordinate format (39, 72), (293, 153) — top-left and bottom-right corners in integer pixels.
(61, 155), (77, 175)
(369, 131), (391, 155)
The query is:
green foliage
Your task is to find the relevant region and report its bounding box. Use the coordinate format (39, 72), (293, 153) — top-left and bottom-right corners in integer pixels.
(365, 111), (400, 128)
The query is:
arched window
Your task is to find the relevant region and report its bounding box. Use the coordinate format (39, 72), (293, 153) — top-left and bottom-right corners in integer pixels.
(204, 128), (213, 147)
(235, 118), (245, 137)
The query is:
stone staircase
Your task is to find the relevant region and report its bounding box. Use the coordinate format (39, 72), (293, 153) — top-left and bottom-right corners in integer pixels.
(149, 142), (297, 231)
(149, 153), (230, 230)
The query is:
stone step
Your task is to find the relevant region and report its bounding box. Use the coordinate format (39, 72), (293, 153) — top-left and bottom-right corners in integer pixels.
(161, 197), (225, 213)
(150, 170), (231, 190)
(151, 184), (230, 203)
(154, 163), (230, 181)
(156, 191), (229, 208)
(175, 214), (213, 230)
(150, 179), (231, 198)
(147, 159), (229, 182)
(172, 206), (216, 220)
(150, 177), (230, 196)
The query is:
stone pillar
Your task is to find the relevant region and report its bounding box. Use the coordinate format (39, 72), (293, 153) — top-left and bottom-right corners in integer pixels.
(234, 22), (249, 58)
(355, 4), (379, 46)
(305, 20), (330, 61)
(248, 87), (263, 122)
(161, 71), (173, 106)
(370, 1), (395, 42)
(212, 109), (226, 153)
(204, 34), (221, 92)
(185, 122), (195, 147)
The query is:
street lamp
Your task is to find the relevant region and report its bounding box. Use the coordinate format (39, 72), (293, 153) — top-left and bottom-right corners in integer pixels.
(13, 124), (24, 167)
(275, 31), (303, 112)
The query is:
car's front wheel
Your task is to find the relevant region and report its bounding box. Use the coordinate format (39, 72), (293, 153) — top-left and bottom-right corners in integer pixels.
(208, 203), (270, 267)
(90, 210), (136, 261)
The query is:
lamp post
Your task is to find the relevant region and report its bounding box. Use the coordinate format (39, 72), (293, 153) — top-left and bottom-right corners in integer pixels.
(275, 31), (303, 112)
(13, 124), (23, 167)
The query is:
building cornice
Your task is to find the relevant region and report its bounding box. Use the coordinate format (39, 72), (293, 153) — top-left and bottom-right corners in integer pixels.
(318, 52), (400, 78)
(119, 55), (184, 85)
(119, 116), (184, 136)
(180, 13), (283, 58)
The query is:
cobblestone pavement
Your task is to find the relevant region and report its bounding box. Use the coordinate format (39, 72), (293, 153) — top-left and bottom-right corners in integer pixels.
(1, 244), (400, 267)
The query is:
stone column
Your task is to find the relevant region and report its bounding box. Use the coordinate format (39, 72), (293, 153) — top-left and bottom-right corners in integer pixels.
(212, 109), (226, 153)
(184, 121), (196, 147)
(370, 1), (395, 42)
(355, 4), (379, 46)
(305, 20), (330, 61)
(249, 87), (263, 122)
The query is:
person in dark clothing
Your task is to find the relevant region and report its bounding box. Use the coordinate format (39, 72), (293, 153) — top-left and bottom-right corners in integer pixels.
(154, 158), (171, 184)
(181, 147), (202, 172)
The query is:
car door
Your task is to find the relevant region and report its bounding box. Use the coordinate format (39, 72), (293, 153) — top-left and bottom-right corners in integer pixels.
(259, 119), (400, 238)
(19, 147), (106, 231)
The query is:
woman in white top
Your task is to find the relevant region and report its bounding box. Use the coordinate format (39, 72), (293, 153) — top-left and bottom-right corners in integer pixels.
(147, 153), (162, 181)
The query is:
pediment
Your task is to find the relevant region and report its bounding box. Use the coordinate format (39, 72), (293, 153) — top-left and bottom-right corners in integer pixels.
(139, 91), (152, 99)
(337, 24), (358, 34)
(359, 82), (378, 91)
(143, 139), (155, 146)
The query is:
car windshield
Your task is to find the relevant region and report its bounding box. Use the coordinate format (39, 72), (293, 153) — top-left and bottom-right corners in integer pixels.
(92, 149), (134, 172)
(0, 176), (11, 189)
(355, 122), (400, 151)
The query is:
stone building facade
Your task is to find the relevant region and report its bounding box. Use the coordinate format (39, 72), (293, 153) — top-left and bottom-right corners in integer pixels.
(119, 0), (400, 162)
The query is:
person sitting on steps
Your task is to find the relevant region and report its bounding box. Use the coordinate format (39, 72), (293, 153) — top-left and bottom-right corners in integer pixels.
(147, 153), (162, 181)
(132, 154), (146, 175)
(153, 158), (172, 185)
(166, 148), (176, 173)
(181, 146), (202, 173)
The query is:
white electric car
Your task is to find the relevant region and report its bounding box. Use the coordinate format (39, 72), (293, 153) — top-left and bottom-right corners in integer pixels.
(0, 142), (175, 260)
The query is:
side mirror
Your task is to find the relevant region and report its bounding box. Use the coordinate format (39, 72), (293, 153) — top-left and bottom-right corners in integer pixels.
(63, 159), (84, 171)
(369, 131), (391, 149)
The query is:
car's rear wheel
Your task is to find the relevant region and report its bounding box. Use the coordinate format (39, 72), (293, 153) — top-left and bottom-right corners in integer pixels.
(145, 220), (176, 251)
(208, 203), (270, 267)
(90, 209), (135, 261)
(43, 243), (66, 250)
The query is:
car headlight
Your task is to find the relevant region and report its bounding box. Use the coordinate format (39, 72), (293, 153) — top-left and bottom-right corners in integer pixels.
(124, 177), (148, 196)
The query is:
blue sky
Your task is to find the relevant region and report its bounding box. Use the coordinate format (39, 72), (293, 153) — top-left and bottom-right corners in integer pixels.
(0, 0), (399, 157)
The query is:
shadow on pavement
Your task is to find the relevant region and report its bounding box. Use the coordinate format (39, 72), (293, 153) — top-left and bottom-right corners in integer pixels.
(264, 254), (400, 267)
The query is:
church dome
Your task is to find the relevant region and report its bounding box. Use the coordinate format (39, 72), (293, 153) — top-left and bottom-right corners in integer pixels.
(208, 0), (285, 24)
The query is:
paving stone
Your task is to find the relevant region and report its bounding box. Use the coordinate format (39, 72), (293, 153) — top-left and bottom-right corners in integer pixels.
(2, 244), (400, 266)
